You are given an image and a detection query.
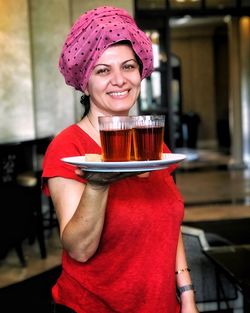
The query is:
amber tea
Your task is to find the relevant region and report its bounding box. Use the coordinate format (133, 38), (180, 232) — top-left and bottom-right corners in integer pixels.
(98, 116), (133, 162)
(100, 129), (132, 162)
(132, 115), (165, 161)
(133, 127), (164, 161)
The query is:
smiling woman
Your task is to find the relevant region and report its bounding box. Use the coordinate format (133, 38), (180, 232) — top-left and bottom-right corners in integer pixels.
(41, 6), (199, 313)
(84, 44), (141, 118)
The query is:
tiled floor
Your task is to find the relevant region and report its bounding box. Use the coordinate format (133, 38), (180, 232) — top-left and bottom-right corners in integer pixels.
(1, 149), (250, 289)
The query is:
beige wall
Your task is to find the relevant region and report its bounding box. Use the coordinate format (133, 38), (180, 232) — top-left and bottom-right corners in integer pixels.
(30, 0), (75, 137)
(72, 0), (134, 18)
(171, 26), (217, 148)
(0, 0), (34, 141)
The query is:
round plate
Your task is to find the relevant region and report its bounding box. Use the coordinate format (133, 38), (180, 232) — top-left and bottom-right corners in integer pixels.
(61, 153), (186, 172)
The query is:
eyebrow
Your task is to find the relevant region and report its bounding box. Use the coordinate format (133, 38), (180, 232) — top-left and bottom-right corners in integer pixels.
(93, 59), (137, 69)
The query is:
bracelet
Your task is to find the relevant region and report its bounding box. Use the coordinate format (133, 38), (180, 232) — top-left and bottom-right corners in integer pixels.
(177, 284), (195, 296)
(175, 267), (190, 275)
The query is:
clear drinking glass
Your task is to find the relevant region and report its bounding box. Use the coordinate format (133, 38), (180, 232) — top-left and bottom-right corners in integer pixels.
(98, 116), (133, 162)
(132, 115), (165, 161)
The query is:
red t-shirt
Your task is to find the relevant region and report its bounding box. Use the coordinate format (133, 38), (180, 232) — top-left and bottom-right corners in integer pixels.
(42, 124), (183, 313)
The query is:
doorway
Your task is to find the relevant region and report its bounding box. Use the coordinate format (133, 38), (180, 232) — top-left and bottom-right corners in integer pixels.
(170, 16), (231, 155)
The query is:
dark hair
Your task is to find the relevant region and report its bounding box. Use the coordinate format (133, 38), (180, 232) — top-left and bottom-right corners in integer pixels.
(80, 40), (142, 117)
(80, 94), (90, 117)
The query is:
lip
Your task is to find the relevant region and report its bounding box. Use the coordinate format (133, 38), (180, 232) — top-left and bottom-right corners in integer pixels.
(107, 90), (130, 98)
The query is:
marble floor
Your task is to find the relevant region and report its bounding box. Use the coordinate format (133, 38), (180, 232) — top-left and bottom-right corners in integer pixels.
(1, 149), (250, 289)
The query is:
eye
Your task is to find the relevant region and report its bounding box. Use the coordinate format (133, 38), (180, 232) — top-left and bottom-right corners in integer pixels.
(95, 67), (110, 75)
(123, 61), (139, 71)
(124, 64), (134, 70)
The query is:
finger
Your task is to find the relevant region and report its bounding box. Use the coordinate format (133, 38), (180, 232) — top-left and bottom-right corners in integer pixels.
(75, 168), (84, 176)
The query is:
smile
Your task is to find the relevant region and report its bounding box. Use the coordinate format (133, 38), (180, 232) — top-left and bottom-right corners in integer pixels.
(108, 90), (129, 97)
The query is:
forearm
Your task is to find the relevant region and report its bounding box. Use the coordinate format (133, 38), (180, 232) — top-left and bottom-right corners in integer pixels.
(175, 231), (192, 287)
(58, 183), (109, 262)
(176, 230), (199, 312)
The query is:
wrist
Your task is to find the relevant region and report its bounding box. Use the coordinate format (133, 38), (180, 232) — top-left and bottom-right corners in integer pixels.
(177, 284), (196, 298)
(177, 284), (197, 310)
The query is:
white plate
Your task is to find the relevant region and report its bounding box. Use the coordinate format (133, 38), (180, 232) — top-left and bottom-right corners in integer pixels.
(61, 153), (186, 172)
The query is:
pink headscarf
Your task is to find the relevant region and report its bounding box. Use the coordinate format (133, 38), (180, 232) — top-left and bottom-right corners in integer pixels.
(59, 6), (154, 91)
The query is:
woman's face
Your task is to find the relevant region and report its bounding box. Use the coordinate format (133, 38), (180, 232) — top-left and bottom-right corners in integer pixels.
(84, 44), (141, 116)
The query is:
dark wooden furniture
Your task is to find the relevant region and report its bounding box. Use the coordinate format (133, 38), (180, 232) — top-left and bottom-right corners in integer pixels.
(0, 136), (56, 266)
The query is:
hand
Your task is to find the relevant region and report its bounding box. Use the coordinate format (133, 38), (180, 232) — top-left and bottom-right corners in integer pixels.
(75, 168), (145, 187)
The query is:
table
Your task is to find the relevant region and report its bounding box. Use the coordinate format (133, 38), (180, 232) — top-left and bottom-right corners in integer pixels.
(204, 244), (250, 312)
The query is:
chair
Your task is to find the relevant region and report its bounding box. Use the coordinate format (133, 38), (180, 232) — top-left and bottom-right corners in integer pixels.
(181, 225), (243, 312)
(16, 136), (58, 259)
(0, 137), (57, 266)
(0, 143), (37, 266)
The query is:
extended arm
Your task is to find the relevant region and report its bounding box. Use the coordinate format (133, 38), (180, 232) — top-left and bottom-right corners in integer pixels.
(48, 176), (109, 263)
(48, 169), (141, 263)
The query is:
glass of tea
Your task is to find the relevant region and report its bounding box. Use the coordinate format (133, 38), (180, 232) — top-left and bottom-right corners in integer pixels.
(132, 115), (165, 161)
(98, 116), (133, 162)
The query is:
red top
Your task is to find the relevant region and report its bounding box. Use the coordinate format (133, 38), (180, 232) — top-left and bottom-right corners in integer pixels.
(42, 124), (183, 313)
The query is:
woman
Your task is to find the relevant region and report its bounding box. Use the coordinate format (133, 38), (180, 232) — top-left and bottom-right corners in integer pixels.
(42, 6), (199, 313)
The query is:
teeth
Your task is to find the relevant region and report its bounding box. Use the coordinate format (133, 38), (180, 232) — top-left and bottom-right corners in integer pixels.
(109, 91), (128, 96)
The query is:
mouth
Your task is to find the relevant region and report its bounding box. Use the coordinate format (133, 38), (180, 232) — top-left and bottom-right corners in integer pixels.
(108, 90), (129, 97)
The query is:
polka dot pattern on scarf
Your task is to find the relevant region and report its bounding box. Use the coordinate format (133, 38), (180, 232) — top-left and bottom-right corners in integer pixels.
(59, 6), (154, 91)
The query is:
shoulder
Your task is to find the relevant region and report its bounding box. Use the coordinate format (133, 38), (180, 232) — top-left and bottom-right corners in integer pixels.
(46, 124), (101, 159)
(48, 124), (89, 155)
(42, 126), (81, 166)
(52, 124), (87, 144)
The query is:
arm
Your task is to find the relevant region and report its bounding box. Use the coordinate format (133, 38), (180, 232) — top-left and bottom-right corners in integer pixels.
(176, 230), (199, 313)
(48, 169), (140, 263)
(48, 176), (109, 263)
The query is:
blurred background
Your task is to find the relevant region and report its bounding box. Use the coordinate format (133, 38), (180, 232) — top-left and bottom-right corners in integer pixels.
(1, 1), (250, 312)
(1, 0), (250, 166)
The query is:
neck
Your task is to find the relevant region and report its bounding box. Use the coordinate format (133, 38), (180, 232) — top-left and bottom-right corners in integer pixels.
(86, 113), (99, 133)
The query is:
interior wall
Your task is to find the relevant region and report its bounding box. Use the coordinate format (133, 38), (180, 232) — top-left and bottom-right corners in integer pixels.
(0, 0), (134, 143)
(171, 25), (217, 149)
(29, 0), (75, 137)
(71, 0), (134, 17)
(0, 0), (34, 141)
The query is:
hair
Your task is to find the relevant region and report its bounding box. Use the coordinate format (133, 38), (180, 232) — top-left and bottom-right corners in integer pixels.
(80, 41), (143, 118)
(81, 94), (90, 117)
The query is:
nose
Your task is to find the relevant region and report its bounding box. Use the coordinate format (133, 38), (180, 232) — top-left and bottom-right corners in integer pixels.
(110, 69), (126, 86)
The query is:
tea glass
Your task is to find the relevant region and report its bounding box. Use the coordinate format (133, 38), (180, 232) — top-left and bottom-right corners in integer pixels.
(98, 116), (133, 162)
(132, 115), (165, 161)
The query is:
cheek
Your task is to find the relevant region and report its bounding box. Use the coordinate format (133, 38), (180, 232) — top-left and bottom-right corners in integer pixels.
(87, 79), (106, 96)
(132, 73), (142, 88)
(132, 77), (141, 94)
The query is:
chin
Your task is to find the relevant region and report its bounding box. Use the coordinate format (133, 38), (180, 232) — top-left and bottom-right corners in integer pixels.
(111, 107), (132, 115)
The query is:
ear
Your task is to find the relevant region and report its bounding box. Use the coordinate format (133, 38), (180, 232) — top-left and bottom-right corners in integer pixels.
(84, 88), (90, 96)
